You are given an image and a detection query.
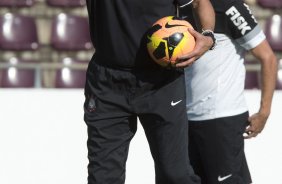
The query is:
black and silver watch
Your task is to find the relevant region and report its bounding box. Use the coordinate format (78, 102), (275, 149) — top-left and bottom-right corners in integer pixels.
(202, 29), (216, 50)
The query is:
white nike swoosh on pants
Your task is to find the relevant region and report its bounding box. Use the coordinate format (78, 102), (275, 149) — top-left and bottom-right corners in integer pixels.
(171, 100), (182, 106)
(218, 174), (232, 182)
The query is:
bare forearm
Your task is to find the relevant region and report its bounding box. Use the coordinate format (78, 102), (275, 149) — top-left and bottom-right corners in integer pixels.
(251, 41), (277, 117)
(244, 41), (277, 138)
(259, 55), (277, 116)
(192, 0), (215, 31)
(175, 0), (215, 68)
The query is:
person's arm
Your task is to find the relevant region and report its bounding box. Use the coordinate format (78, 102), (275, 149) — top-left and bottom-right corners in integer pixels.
(244, 40), (277, 139)
(191, 0), (215, 31)
(176, 0), (215, 68)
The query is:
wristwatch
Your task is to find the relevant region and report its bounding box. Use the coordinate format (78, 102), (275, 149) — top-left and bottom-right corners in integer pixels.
(202, 29), (216, 50)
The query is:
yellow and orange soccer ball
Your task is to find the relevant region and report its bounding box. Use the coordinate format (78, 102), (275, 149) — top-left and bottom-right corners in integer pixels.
(147, 16), (195, 67)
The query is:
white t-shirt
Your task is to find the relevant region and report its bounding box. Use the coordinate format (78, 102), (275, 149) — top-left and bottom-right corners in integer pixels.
(184, 0), (266, 120)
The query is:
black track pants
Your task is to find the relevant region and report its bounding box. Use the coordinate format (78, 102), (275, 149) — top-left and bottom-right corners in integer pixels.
(84, 61), (200, 184)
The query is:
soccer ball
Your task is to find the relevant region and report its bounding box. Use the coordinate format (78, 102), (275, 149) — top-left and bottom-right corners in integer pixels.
(147, 16), (195, 67)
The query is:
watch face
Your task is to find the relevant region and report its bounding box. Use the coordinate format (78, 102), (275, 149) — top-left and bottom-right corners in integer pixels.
(202, 31), (216, 50)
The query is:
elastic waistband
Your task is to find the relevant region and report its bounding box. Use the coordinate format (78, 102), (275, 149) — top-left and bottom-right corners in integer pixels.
(92, 52), (186, 72)
(91, 55), (134, 71)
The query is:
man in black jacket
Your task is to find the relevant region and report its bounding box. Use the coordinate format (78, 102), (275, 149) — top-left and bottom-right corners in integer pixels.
(84, 0), (216, 183)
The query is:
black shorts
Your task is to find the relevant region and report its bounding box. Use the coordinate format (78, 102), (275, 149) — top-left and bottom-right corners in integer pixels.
(188, 112), (252, 184)
(84, 60), (200, 184)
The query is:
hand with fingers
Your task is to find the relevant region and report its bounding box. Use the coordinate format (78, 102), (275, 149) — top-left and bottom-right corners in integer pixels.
(175, 28), (214, 68)
(244, 112), (269, 139)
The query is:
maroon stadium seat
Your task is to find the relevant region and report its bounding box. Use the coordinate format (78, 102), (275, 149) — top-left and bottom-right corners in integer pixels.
(0, 13), (39, 51)
(245, 72), (259, 89)
(51, 13), (92, 51)
(46, 0), (86, 7)
(55, 58), (87, 88)
(257, 0), (282, 9)
(0, 0), (34, 7)
(244, 60), (259, 89)
(0, 58), (36, 88)
(276, 60), (282, 90)
(265, 14), (282, 51)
